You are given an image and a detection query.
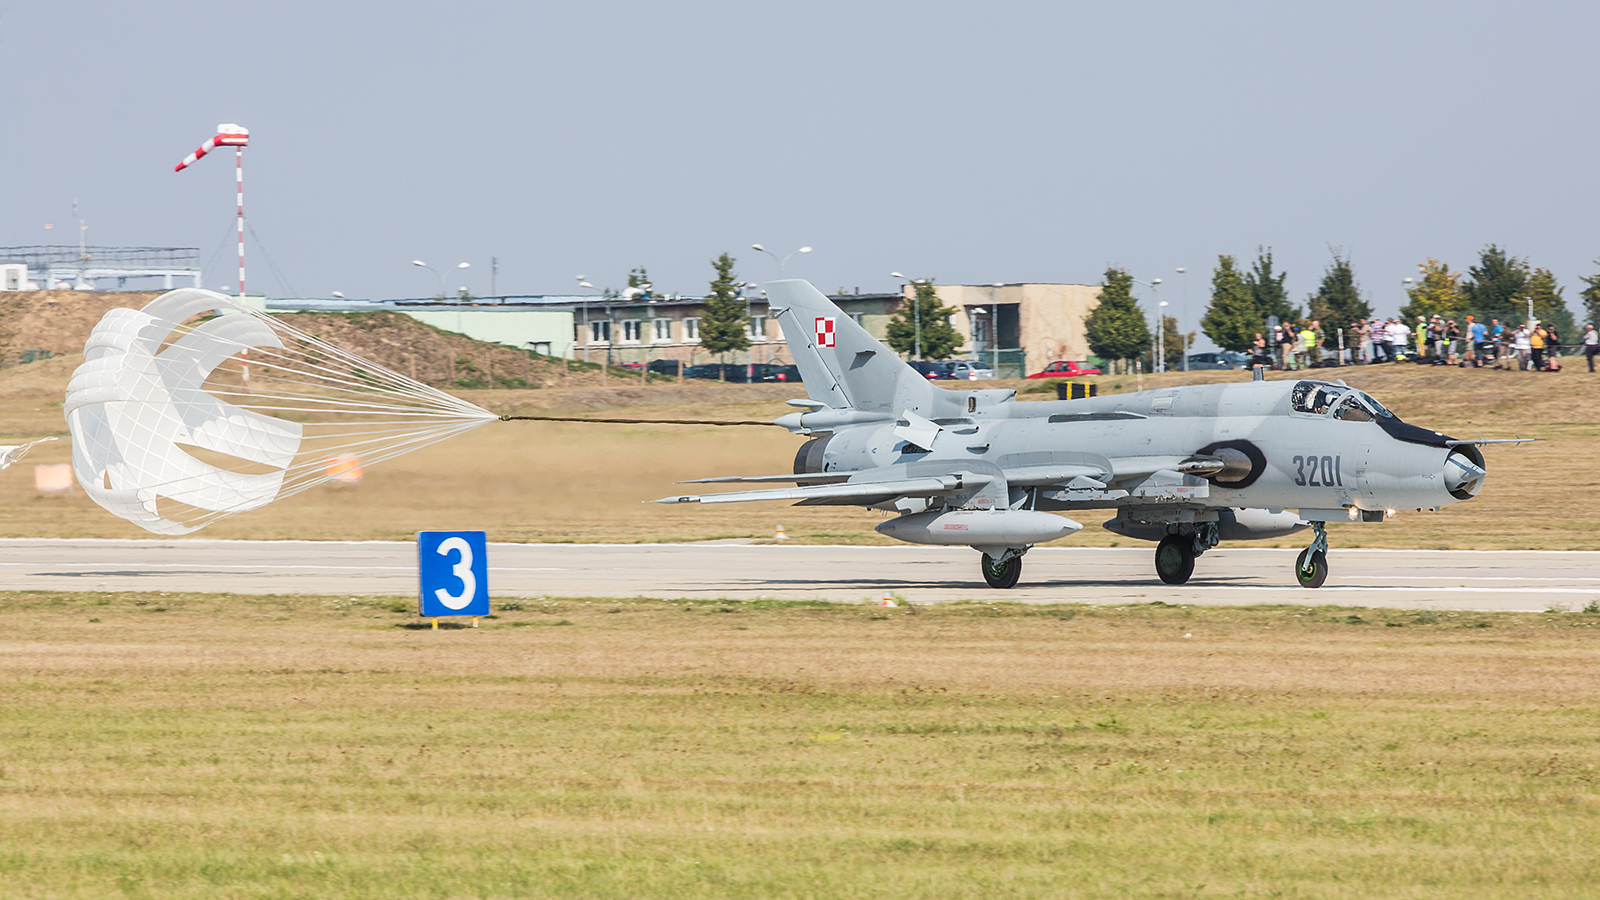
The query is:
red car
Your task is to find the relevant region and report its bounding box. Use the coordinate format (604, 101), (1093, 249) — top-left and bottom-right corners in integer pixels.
(1026, 360), (1102, 378)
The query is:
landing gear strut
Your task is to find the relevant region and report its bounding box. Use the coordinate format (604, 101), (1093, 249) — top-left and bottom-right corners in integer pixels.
(1155, 535), (1196, 585)
(981, 553), (1022, 589)
(1295, 521), (1329, 589)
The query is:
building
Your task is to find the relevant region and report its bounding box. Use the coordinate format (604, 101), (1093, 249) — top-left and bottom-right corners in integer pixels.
(0, 246), (201, 291)
(930, 283), (1103, 377)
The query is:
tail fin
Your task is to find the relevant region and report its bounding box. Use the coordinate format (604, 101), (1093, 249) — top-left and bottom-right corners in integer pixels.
(767, 279), (941, 414)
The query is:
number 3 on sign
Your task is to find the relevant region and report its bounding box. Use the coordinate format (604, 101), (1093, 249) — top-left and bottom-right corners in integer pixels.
(418, 531), (489, 618)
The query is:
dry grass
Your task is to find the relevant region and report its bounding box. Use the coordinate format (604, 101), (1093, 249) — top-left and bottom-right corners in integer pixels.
(2, 353), (1597, 548)
(2, 592), (1599, 898)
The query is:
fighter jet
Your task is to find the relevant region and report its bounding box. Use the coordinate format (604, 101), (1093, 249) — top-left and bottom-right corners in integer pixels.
(655, 280), (1496, 588)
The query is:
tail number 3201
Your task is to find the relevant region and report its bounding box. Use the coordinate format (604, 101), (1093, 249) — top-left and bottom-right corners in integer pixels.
(1291, 454), (1342, 487)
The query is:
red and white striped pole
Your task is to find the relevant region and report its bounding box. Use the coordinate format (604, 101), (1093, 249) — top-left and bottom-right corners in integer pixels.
(174, 123), (250, 301)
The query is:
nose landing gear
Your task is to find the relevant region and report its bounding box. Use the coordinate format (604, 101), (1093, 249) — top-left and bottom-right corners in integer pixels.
(1295, 521), (1329, 588)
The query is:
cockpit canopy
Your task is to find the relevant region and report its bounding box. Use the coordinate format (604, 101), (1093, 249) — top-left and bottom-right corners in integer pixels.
(1290, 381), (1396, 422)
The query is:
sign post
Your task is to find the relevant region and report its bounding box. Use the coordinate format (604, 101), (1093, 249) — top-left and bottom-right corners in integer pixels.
(418, 531), (489, 627)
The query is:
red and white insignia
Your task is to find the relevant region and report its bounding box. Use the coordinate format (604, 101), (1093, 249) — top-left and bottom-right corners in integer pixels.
(815, 317), (836, 348)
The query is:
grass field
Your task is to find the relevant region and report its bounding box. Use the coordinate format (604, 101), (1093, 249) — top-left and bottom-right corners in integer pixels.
(2, 354), (1597, 549)
(3, 591), (1599, 898)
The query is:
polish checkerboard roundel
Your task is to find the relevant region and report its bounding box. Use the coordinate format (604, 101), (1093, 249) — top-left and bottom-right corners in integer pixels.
(815, 317), (836, 348)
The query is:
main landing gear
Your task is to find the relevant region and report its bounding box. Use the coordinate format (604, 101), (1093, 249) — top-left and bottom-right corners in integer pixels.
(1155, 535), (1196, 585)
(981, 552), (1022, 589)
(1295, 521), (1330, 589)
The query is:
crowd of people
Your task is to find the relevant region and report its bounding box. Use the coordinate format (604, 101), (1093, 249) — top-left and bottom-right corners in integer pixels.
(1248, 315), (1600, 372)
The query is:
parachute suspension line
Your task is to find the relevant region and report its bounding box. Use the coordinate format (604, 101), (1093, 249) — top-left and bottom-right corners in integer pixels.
(65, 288), (501, 535)
(499, 415), (773, 426)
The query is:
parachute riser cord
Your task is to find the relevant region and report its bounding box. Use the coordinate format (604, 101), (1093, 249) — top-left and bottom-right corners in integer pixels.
(499, 415), (772, 426)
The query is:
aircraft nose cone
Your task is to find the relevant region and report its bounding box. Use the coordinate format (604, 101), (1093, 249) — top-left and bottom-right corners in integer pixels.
(1443, 452), (1487, 496)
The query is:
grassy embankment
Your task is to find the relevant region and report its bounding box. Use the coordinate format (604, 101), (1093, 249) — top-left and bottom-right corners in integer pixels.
(0, 353), (1596, 548)
(2, 592), (1599, 898)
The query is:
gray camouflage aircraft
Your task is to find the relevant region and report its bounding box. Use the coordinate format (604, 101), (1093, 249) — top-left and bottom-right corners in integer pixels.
(656, 280), (1495, 589)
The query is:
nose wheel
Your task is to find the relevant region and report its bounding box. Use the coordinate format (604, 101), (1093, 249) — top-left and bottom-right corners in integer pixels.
(981, 553), (1022, 589)
(1295, 521), (1330, 588)
(1155, 535), (1196, 585)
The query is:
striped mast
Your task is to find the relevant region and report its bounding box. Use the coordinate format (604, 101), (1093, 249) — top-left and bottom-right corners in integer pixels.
(176, 123), (252, 387)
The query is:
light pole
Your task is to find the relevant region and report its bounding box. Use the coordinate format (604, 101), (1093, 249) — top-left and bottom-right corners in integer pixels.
(891, 272), (927, 360)
(752, 244), (812, 275)
(577, 277), (600, 363)
(1175, 267), (1190, 370)
(1158, 300), (1169, 374)
(412, 259), (469, 301)
(1132, 277), (1164, 372)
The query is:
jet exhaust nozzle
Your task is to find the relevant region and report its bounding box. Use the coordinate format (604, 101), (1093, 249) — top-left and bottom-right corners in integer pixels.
(876, 509), (1081, 547)
(1443, 449), (1487, 499)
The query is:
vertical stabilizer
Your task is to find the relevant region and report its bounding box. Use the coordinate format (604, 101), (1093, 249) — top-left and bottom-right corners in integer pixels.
(767, 280), (946, 415)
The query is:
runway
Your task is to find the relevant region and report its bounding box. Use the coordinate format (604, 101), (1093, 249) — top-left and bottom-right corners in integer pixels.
(0, 538), (1594, 611)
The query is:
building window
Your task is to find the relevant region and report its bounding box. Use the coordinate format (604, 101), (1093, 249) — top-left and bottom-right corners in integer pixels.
(652, 318), (672, 343)
(747, 315), (767, 341)
(589, 320), (611, 344)
(683, 318), (700, 342)
(850, 313), (865, 327)
(621, 319), (642, 343)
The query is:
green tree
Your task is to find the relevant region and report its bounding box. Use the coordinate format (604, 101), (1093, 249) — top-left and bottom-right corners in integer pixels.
(1399, 259), (1463, 321)
(1527, 267), (1576, 339)
(1084, 268), (1151, 370)
(697, 253), (749, 358)
(1580, 258), (1600, 328)
(1200, 255), (1259, 352)
(627, 266), (652, 291)
(885, 279), (962, 359)
(1247, 248), (1299, 324)
(1306, 251), (1371, 349)
(1459, 245), (1528, 320)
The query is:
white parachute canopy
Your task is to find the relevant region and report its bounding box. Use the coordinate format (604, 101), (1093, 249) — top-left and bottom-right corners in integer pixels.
(64, 288), (497, 535)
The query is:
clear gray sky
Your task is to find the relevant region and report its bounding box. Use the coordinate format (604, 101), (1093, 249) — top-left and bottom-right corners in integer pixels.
(4, 1), (1596, 328)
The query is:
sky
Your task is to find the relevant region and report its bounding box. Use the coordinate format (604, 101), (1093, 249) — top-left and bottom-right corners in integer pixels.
(3, 0), (1597, 337)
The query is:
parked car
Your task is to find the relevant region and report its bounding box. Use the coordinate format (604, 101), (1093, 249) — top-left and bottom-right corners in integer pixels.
(646, 358), (682, 376)
(944, 360), (996, 380)
(1186, 351), (1249, 370)
(1026, 360), (1103, 379)
(907, 360), (957, 380)
(683, 363), (793, 383)
(768, 365), (803, 383)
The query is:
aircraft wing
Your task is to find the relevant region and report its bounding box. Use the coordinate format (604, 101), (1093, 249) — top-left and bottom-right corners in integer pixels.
(653, 475), (966, 505)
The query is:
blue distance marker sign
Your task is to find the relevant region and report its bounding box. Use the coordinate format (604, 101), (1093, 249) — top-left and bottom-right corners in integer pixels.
(418, 531), (489, 618)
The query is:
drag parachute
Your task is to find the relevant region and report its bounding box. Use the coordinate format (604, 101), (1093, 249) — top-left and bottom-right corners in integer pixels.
(64, 288), (496, 534)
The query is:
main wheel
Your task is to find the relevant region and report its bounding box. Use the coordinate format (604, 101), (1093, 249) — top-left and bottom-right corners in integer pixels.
(1295, 548), (1329, 588)
(981, 554), (1022, 589)
(1154, 536), (1196, 585)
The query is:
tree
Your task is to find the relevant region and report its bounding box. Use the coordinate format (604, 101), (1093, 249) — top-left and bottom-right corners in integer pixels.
(1247, 247), (1299, 324)
(1141, 313), (1185, 371)
(885, 279), (962, 359)
(697, 253), (749, 358)
(1459, 244), (1528, 320)
(1580, 258), (1600, 328)
(1084, 268), (1151, 370)
(1399, 258), (1462, 321)
(1527, 267), (1576, 339)
(627, 266), (652, 291)
(1306, 250), (1371, 349)
(1199, 255), (1259, 352)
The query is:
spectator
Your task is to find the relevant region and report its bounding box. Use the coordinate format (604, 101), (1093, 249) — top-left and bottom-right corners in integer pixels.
(1513, 324), (1532, 370)
(1490, 318), (1506, 369)
(1445, 318), (1461, 365)
(1251, 332), (1270, 369)
(1299, 321), (1317, 368)
(1277, 324), (1297, 370)
(1415, 316), (1428, 361)
(1547, 323), (1562, 360)
(1369, 317), (1388, 362)
(1584, 324), (1598, 372)
(1427, 316), (1445, 363)
(1466, 316), (1487, 367)
(1531, 325), (1548, 371)
(1351, 319), (1370, 364)
(1388, 318), (1411, 361)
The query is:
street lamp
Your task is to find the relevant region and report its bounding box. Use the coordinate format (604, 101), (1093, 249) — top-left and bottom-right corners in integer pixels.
(412, 259), (469, 301)
(891, 272), (926, 360)
(1175, 267), (1189, 370)
(1158, 300), (1170, 374)
(577, 277), (599, 363)
(1132, 277), (1164, 372)
(752, 244), (812, 274)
